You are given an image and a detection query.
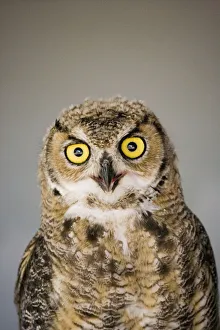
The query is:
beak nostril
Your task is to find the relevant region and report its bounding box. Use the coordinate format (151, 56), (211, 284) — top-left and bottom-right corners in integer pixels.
(102, 159), (110, 166)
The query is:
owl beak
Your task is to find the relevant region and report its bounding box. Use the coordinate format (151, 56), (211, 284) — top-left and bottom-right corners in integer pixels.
(100, 158), (115, 191)
(92, 156), (124, 192)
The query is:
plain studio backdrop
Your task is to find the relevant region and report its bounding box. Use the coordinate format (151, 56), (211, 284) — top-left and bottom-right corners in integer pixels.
(0, 0), (220, 329)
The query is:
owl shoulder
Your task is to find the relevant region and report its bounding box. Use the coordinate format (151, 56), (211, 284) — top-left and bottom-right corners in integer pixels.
(191, 211), (218, 287)
(14, 232), (54, 329)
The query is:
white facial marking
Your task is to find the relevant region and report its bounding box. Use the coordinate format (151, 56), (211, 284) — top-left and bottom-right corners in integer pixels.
(53, 171), (157, 207)
(46, 175), (67, 197)
(47, 171), (159, 255)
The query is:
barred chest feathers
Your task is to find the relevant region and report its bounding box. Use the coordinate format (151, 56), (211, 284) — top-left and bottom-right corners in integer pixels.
(50, 193), (178, 330)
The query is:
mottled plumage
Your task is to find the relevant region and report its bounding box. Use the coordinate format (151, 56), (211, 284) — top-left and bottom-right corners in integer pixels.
(15, 97), (219, 329)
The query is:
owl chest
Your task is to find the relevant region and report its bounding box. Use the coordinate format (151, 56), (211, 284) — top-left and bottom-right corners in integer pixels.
(58, 207), (161, 285)
(51, 213), (176, 330)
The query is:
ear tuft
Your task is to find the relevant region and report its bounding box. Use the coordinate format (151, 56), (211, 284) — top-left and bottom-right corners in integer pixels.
(55, 119), (62, 130)
(55, 119), (68, 132)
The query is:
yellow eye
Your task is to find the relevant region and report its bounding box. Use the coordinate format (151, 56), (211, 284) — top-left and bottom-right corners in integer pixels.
(65, 143), (90, 165)
(120, 137), (146, 159)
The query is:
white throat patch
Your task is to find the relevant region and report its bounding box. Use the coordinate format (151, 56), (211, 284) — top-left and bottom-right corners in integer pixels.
(47, 172), (159, 255)
(64, 203), (138, 255)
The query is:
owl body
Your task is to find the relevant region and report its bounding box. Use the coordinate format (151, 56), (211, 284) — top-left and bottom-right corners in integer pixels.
(15, 98), (219, 330)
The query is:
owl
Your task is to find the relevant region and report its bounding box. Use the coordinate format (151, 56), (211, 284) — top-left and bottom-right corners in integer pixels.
(15, 97), (219, 330)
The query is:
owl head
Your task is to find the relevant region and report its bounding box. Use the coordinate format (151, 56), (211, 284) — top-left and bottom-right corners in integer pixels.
(39, 98), (179, 210)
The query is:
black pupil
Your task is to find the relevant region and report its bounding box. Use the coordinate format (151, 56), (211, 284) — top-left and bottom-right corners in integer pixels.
(74, 147), (83, 157)
(127, 142), (137, 152)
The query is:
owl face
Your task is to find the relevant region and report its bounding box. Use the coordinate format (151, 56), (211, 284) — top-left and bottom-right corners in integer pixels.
(41, 99), (173, 207)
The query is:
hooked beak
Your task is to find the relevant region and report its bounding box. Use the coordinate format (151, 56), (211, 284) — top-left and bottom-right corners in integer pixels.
(92, 153), (125, 192)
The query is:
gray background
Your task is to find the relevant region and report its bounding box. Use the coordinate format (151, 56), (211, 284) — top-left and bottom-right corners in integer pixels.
(0, 0), (220, 329)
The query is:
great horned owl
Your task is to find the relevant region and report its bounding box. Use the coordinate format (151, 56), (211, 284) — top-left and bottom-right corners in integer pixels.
(15, 98), (219, 330)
